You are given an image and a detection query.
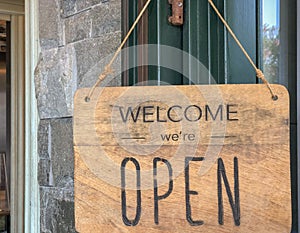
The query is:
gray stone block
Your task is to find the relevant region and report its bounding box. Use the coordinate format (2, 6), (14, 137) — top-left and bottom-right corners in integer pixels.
(38, 118), (74, 188)
(38, 158), (52, 186)
(38, 120), (51, 159)
(65, 10), (92, 44)
(60, 0), (76, 18)
(64, 0), (122, 42)
(74, 0), (88, 12)
(60, 0), (102, 18)
(91, 2), (121, 38)
(50, 118), (74, 187)
(74, 32), (121, 88)
(40, 186), (76, 233)
(35, 46), (77, 119)
(40, 0), (64, 49)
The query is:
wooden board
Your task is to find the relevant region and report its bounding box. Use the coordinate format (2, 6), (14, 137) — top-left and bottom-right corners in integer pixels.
(74, 84), (291, 233)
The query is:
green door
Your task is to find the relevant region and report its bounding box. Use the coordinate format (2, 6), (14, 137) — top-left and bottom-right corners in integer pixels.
(122, 0), (298, 231)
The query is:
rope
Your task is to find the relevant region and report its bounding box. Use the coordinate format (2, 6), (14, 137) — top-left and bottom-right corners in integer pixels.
(208, 0), (278, 100)
(86, 0), (152, 102)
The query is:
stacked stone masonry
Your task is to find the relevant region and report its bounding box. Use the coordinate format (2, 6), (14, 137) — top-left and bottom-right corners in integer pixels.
(36, 0), (121, 232)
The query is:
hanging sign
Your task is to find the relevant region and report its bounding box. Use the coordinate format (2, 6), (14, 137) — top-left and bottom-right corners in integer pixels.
(74, 84), (291, 233)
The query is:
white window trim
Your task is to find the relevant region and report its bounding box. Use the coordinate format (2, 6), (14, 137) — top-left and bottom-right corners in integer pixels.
(24, 0), (39, 233)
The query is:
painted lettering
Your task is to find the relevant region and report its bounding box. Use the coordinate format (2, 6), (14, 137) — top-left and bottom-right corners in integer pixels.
(160, 132), (196, 142)
(218, 157), (240, 226)
(143, 106), (155, 123)
(226, 105), (239, 121)
(157, 106), (167, 122)
(188, 134), (195, 141)
(185, 157), (205, 226)
(120, 157), (241, 227)
(118, 104), (238, 123)
(205, 105), (223, 121)
(153, 158), (173, 224)
(184, 105), (203, 122)
(121, 158), (142, 226)
(167, 105), (183, 122)
(119, 107), (141, 123)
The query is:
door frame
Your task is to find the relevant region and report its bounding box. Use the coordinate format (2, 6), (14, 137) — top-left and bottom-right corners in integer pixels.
(10, 14), (25, 233)
(0, 8), (26, 233)
(24, 0), (39, 232)
(0, 0), (39, 232)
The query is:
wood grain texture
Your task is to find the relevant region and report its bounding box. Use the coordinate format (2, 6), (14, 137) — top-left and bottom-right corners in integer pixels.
(74, 84), (291, 233)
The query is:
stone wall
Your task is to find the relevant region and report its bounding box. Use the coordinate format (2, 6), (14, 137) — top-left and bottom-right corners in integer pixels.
(35, 0), (121, 232)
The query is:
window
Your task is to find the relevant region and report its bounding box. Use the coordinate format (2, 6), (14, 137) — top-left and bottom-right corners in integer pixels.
(262, 0), (280, 84)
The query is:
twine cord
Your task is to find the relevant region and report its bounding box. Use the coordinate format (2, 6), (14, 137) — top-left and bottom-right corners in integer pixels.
(85, 0), (152, 102)
(208, 0), (278, 100)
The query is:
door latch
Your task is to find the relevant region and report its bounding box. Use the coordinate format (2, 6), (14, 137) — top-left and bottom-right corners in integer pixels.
(168, 0), (184, 26)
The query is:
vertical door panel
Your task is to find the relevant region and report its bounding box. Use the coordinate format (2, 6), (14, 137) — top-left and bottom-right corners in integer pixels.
(183, 0), (209, 84)
(226, 0), (257, 84)
(184, 0), (257, 85)
(122, 0), (138, 85)
(209, 0), (225, 84)
(183, 0), (226, 84)
(148, 0), (183, 84)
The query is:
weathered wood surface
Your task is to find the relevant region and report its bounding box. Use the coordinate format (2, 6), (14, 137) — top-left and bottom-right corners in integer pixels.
(74, 84), (291, 233)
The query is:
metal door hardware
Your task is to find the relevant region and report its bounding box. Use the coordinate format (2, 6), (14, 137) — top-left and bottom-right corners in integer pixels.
(168, 0), (184, 26)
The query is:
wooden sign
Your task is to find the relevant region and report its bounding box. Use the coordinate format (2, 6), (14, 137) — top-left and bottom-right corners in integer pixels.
(74, 84), (291, 233)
